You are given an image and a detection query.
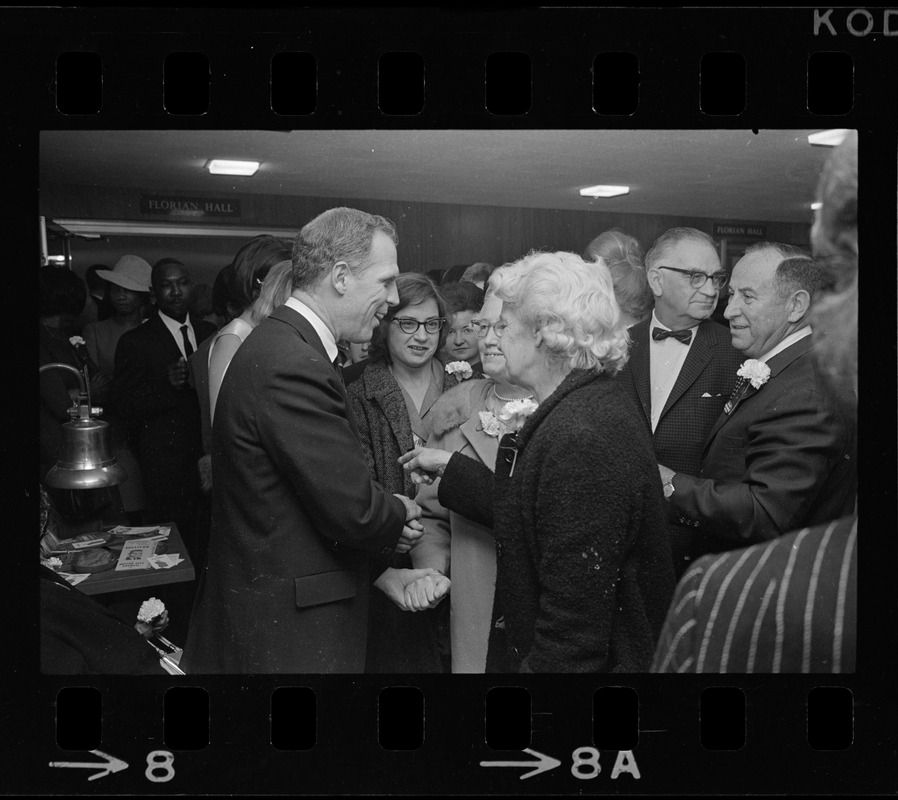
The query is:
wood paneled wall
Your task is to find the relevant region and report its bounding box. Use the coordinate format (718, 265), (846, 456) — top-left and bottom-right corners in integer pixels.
(42, 183), (812, 287)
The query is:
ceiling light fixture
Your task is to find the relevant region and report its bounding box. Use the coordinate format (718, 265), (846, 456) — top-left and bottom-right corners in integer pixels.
(807, 129), (850, 147)
(579, 184), (630, 198)
(206, 159), (261, 176)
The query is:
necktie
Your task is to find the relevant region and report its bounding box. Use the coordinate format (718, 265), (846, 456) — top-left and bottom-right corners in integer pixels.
(652, 326), (693, 345)
(723, 377), (748, 415)
(180, 325), (194, 358)
(332, 354), (346, 384)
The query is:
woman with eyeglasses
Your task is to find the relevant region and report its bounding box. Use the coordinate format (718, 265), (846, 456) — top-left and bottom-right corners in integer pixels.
(347, 272), (461, 673)
(400, 251), (675, 673)
(405, 274), (535, 672)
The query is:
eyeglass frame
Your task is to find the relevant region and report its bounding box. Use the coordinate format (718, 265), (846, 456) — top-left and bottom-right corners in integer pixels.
(656, 265), (729, 290)
(391, 316), (446, 335)
(470, 320), (511, 338)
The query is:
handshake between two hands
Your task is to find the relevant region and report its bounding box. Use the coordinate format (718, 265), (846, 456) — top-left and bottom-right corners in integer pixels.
(383, 490), (450, 611)
(374, 568), (450, 612)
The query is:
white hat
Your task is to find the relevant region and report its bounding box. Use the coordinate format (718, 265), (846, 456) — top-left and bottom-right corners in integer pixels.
(96, 255), (152, 292)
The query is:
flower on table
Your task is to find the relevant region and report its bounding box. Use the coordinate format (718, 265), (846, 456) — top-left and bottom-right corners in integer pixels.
(69, 335), (86, 347)
(138, 597), (167, 623)
(445, 361), (473, 380)
(42, 556), (62, 570)
(736, 359), (771, 389)
(497, 398), (539, 431)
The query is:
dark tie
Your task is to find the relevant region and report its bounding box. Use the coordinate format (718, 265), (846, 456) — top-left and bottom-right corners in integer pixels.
(180, 325), (194, 358)
(723, 376), (748, 415)
(332, 354), (346, 384)
(652, 326), (693, 345)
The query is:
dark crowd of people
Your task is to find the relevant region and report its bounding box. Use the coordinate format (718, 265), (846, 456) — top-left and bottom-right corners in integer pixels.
(39, 132), (858, 674)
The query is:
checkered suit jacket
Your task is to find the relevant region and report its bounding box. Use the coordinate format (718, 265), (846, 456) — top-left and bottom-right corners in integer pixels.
(618, 318), (743, 573)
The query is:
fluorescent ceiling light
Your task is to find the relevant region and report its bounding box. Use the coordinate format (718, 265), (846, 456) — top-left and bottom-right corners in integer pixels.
(579, 185), (630, 198)
(206, 159), (261, 176)
(807, 129), (850, 147)
(810, 201), (823, 211)
(52, 219), (298, 238)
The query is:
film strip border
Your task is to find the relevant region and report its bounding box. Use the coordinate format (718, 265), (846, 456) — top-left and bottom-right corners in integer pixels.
(0, 7), (892, 125)
(31, 677), (872, 794)
(5, 4), (897, 796)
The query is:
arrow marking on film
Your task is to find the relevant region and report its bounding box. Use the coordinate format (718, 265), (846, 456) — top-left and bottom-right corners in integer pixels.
(480, 747), (561, 780)
(48, 749), (129, 781)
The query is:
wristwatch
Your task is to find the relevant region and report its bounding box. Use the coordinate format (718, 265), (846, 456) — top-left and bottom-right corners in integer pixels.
(663, 476), (676, 499)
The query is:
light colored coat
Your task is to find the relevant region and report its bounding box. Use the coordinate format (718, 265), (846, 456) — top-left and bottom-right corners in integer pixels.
(415, 379), (501, 673)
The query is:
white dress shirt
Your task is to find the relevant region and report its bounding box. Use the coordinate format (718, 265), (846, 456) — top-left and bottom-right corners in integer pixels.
(158, 310), (196, 359)
(648, 310), (699, 433)
(285, 296), (340, 363)
(758, 326), (812, 363)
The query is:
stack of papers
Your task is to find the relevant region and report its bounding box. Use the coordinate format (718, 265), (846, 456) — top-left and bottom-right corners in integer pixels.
(147, 554), (185, 570)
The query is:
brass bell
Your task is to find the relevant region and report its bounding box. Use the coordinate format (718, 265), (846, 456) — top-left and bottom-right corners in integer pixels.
(44, 416), (128, 490)
(40, 361), (127, 490)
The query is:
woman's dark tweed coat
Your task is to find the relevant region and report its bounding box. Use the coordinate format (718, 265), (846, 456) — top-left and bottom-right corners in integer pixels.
(347, 358), (459, 672)
(439, 368), (676, 673)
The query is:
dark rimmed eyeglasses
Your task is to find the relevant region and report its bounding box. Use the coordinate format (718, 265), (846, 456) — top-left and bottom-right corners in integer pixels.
(657, 266), (729, 289)
(470, 320), (511, 338)
(391, 317), (446, 334)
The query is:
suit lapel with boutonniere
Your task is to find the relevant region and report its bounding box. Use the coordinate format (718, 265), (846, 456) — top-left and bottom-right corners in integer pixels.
(706, 336), (814, 443)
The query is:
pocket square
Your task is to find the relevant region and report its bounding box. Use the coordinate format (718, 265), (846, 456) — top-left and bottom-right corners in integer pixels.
(701, 392), (712, 398)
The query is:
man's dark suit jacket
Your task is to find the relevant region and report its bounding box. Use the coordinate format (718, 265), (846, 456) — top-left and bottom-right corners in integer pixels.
(619, 318), (743, 573)
(183, 304), (406, 673)
(111, 311), (217, 538)
(667, 335), (856, 552)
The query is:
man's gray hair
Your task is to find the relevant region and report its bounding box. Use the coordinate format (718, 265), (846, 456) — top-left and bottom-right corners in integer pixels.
(291, 207), (398, 291)
(644, 227), (718, 270)
(742, 242), (820, 299)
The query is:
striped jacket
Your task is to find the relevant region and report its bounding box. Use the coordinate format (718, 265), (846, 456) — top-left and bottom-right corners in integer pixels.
(651, 515), (856, 673)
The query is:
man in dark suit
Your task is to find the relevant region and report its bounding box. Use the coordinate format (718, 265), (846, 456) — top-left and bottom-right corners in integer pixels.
(184, 207), (429, 673)
(653, 131), (858, 673)
(619, 227), (742, 576)
(659, 243), (856, 554)
(112, 258), (217, 560)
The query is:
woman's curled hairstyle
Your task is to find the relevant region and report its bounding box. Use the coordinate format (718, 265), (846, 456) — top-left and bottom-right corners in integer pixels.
(490, 250), (630, 374)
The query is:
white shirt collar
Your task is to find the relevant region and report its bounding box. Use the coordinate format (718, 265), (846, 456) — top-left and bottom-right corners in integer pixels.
(285, 296), (339, 363)
(158, 309), (191, 333)
(758, 325), (812, 363)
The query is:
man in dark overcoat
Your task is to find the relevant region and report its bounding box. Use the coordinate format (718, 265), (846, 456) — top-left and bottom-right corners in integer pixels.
(184, 207), (424, 673)
(112, 258), (217, 555)
(658, 244), (856, 555)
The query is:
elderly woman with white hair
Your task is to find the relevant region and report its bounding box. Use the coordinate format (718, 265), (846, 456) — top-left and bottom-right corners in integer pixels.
(400, 251), (675, 673)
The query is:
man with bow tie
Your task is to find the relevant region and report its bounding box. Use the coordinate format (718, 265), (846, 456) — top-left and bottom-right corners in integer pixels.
(658, 243), (856, 559)
(619, 227), (742, 576)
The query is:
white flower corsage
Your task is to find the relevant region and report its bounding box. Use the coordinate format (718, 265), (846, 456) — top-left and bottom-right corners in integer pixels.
(736, 359), (771, 389)
(445, 361), (473, 380)
(497, 398), (539, 431)
(137, 597), (167, 623)
(478, 410), (506, 438)
(69, 335), (86, 348)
